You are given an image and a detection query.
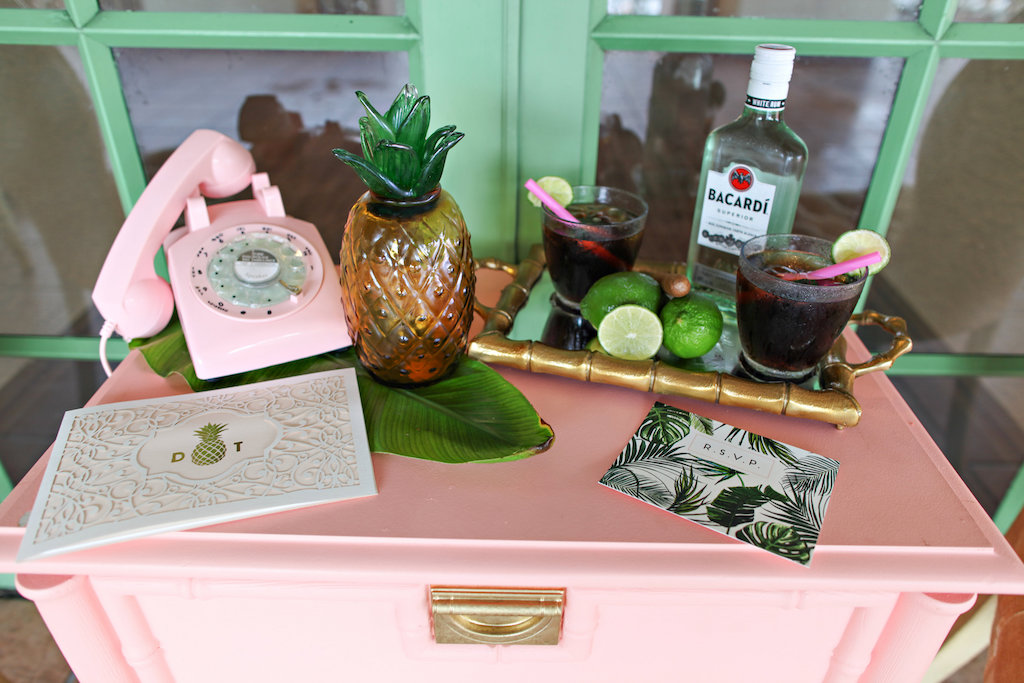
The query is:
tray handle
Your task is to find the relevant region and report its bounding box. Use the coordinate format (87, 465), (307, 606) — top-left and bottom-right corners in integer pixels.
(819, 310), (913, 390)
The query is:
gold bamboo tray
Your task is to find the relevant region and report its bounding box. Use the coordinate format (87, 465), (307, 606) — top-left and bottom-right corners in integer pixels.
(469, 244), (912, 429)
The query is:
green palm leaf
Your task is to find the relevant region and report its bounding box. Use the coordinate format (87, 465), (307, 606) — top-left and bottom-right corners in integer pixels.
(763, 460), (836, 547)
(735, 522), (811, 564)
(600, 460), (685, 508)
(637, 402), (692, 443)
(683, 454), (744, 484)
(129, 315), (553, 464)
(706, 485), (788, 531)
(722, 427), (797, 466)
(613, 435), (678, 465)
(601, 438), (691, 507)
(667, 466), (710, 516)
(746, 433), (798, 466)
(780, 454), (838, 497)
(763, 487), (824, 547)
(690, 413), (714, 435)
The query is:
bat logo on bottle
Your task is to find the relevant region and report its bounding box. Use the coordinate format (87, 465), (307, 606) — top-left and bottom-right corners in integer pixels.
(729, 166), (754, 192)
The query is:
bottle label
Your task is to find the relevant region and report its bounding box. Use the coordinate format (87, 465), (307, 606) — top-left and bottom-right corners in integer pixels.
(695, 164), (777, 256)
(745, 95), (786, 111)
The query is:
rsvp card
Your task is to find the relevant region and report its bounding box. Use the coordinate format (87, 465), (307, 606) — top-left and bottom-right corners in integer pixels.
(599, 402), (839, 566)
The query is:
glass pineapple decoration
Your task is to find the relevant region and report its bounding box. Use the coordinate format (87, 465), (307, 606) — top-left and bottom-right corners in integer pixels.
(191, 423), (227, 466)
(334, 84), (475, 386)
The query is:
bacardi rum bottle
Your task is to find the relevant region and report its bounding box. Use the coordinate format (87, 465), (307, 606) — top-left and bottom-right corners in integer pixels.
(686, 44), (808, 305)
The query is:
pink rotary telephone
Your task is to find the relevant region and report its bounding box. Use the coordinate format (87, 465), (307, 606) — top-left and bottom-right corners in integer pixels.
(93, 129), (351, 379)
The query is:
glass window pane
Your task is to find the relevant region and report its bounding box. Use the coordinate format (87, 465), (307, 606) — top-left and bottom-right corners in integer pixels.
(885, 375), (1023, 517)
(0, 0), (61, 7)
(863, 58), (1024, 355)
(0, 45), (125, 337)
(955, 0), (1024, 22)
(114, 47), (409, 259)
(598, 51), (900, 264)
(0, 359), (106, 485)
(99, 0), (405, 13)
(605, 0), (920, 20)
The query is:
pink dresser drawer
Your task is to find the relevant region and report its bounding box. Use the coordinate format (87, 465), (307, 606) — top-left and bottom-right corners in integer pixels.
(17, 568), (973, 682)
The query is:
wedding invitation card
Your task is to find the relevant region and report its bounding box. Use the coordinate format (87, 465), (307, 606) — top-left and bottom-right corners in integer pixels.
(19, 369), (375, 561)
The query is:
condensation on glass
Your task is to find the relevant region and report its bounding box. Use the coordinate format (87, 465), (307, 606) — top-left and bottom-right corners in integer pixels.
(597, 51), (900, 264)
(113, 47), (409, 260)
(605, 0), (920, 20)
(864, 58), (1024, 357)
(98, 0), (404, 13)
(0, 44), (124, 339)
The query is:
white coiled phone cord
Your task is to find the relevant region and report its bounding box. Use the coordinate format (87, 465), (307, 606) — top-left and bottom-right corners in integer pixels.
(98, 319), (117, 377)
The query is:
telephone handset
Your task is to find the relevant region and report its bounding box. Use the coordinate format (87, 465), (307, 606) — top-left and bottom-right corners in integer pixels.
(93, 129), (351, 379)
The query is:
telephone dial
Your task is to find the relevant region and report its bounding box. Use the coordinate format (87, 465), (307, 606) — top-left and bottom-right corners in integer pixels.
(93, 129), (351, 379)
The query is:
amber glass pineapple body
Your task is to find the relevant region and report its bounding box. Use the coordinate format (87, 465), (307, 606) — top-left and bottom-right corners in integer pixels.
(340, 187), (475, 386)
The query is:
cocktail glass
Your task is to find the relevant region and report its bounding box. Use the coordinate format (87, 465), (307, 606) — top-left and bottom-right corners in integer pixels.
(736, 234), (867, 382)
(540, 185), (648, 350)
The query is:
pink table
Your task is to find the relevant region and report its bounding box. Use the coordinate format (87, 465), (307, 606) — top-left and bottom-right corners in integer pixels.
(2, 271), (1023, 682)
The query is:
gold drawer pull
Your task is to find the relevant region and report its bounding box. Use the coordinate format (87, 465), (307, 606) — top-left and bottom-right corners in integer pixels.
(430, 587), (565, 646)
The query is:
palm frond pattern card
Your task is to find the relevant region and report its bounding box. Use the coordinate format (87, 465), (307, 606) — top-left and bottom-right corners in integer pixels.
(600, 402), (839, 566)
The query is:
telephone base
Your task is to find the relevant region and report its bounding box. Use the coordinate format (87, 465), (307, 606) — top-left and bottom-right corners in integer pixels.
(166, 200), (351, 380)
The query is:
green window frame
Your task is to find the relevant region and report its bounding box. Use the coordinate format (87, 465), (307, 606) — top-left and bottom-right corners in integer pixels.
(1, 0), (1022, 380)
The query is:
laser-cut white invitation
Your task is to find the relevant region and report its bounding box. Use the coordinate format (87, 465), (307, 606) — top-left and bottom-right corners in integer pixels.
(19, 369), (375, 562)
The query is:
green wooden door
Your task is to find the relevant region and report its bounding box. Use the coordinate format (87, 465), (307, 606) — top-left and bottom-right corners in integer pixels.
(1, 0), (1022, 510)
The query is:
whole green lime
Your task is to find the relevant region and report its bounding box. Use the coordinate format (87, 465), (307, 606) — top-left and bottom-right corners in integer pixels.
(580, 271), (662, 328)
(660, 293), (724, 359)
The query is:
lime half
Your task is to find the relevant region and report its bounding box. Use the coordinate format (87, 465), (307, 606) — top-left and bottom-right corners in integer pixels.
(580, 271), (662, 328)
(597, 304), (663, 361)
(832, 229), (891, 276)
(527, 176), (573, 208)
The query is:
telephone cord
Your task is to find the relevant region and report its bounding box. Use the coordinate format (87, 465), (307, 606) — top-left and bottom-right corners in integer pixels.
(99, 320), (117, 378)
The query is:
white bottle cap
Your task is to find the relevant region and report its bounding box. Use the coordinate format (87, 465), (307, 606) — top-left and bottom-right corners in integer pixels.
(746, 44), (796, 109)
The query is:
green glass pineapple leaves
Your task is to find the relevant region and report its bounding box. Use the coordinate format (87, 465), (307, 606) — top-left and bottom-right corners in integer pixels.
(333, 84), (465, 200)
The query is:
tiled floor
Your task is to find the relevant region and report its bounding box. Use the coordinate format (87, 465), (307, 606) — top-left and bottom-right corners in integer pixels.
(0, 592), (72, 683)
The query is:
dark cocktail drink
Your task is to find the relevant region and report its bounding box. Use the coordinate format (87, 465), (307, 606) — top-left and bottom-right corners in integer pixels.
(540, 186), (648, 350)
(736, 234), (866, 382)
(543, 204), (644, 302)
(541, 186), (648, 307)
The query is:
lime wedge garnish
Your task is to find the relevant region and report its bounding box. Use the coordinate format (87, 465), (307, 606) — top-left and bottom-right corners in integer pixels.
(526, 176), (573, 208)
(832, 229), (891, 276)
(596, 304), (663, 361)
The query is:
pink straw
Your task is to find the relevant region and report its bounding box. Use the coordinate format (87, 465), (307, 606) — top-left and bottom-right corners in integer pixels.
(525, 179), (576, 222)
(778, 251), (882, 281)
(524, 178), (629, 271)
